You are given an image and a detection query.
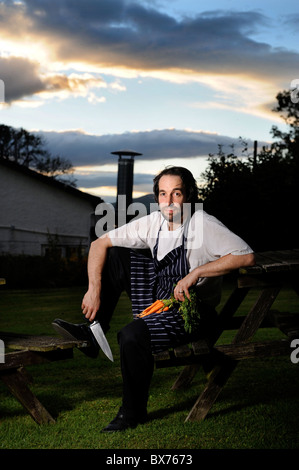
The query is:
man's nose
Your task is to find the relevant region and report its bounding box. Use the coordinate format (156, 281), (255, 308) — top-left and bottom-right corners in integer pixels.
(166, 194), (173, 205)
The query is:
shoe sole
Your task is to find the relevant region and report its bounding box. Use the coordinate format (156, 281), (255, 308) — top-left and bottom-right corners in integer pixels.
(52, 322), (99, 359)
(52, 322), (83, 343)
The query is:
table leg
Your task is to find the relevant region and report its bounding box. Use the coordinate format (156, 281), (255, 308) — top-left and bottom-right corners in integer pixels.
(233, 285), (281, 343)
(185, 285), (282, 422)
(1, 368), (55, 425)
(171, 287), (250, 391)
(185, 357), (236, 422)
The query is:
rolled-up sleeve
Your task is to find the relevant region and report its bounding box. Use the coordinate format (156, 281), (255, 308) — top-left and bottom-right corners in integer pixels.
(202, 213), (253, 259)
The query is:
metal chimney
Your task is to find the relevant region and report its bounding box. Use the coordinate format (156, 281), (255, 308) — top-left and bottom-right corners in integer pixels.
(111, 149), (142, 226)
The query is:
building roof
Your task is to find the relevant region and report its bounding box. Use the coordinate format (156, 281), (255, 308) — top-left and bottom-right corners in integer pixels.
(0, 158), (103, 206)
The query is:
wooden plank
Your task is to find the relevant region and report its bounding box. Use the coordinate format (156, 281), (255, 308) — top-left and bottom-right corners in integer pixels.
(255, 250), (299, 272)
(173, 344), (192, 358)
(153, 350), (171, 362)
(185, 359), (236, 422)
(264, 250), (299, 265)
(1, 369), (55, 424)
(0, 332), (86, 352)
(240, 250), (299, 275)
(214, 339), (290, 360)
(239, 252), (296, 275)
(239, 265), (263, 275)
(171, 365), (201, 390)
(233, 285), (281, 344)
(0, 348), (74, 371)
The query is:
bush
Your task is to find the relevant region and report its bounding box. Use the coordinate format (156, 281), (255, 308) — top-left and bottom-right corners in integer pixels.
(0, 254), (88, 288)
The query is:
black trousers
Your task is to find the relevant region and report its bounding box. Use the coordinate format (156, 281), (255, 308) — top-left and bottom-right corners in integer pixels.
(97, 247), (153, 418)
(96, 246), (131, 332)
(118, 319), (154, 419)
(97, 247), (217, 419)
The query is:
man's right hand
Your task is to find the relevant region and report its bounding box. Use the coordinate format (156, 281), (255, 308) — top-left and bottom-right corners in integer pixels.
(81, 234), (113, 322)
(81, 284), (101, 322)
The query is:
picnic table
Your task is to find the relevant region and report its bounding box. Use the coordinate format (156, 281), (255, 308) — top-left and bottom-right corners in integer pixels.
(0, 332), (87, 424)
(1, 249), (298, 425)
(154, 249), (299, 421)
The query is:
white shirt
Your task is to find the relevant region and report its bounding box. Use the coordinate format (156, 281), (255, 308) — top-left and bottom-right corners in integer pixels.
(108, 210), (253, 306)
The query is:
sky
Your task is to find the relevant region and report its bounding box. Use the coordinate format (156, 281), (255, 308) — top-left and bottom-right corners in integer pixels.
(1, 0), (299, 202)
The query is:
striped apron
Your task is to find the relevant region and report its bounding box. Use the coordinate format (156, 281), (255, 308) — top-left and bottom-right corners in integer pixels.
(130, 222), (192, 354)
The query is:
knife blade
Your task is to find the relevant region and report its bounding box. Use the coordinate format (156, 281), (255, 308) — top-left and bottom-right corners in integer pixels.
(90, 321), (114, 362)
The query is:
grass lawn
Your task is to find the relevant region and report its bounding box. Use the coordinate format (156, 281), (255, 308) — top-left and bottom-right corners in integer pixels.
(0, 283), (298, 450)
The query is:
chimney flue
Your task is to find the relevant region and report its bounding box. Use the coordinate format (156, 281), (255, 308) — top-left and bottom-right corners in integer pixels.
(111, 149), (142, 226)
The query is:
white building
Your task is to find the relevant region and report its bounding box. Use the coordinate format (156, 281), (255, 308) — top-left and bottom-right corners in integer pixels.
(0, 159), (102, 256)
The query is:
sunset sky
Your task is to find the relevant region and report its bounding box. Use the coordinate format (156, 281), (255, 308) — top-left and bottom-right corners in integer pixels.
(1, 0), (298, 201)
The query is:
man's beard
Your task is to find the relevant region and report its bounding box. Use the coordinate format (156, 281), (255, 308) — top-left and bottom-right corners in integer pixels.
(160, 205), (183, 224)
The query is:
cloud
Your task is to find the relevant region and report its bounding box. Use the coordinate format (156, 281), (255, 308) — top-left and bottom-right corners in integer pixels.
(37, 126), (269, 199)
(0, 56), (111, 104)
(40, 127), (265, 167)
(75, 169), (152, 189)
(0, 0), (298, 103)
(0, 57), (46, 102)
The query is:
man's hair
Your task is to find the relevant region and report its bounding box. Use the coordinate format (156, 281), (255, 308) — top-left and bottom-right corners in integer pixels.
(153, 166), (200, 204)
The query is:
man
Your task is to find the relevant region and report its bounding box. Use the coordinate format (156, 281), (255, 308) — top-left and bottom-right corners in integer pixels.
(53, 166), (255, 432)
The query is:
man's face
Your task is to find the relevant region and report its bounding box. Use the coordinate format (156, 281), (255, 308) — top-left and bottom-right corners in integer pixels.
(158, 175), (187, 224)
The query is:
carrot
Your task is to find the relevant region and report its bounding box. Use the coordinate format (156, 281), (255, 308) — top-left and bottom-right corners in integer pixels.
(156, 306), (169, 313)
(137, 300), (166, 318)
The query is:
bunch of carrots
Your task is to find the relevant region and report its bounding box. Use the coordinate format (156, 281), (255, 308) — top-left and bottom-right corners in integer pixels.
(137, 288), (200, 333)
(137, 299), (171, 317)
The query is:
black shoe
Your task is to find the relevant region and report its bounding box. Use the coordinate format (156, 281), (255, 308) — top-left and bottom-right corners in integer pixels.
(101, 407), (147, 433)
(52, 319), (100, 358)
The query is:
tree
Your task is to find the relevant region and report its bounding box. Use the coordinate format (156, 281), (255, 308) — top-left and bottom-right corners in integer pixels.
(0, 124), (76, 186)
(199, 91), (299, 251)
(270, 89), (299, 168)
(35, 153), (76, 186)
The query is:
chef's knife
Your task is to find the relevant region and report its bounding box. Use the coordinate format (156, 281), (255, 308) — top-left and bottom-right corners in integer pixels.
(90, 321), (114, 362)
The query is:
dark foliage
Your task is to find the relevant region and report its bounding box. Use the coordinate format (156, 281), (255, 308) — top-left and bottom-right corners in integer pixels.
(199, 91), (299, 251)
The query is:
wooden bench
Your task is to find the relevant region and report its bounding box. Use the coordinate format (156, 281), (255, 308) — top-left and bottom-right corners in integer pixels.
(153, 249), (299, 422)
(0, 332), (87, 424)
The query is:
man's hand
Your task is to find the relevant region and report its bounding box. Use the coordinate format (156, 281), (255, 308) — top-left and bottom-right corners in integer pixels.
(174, 270), (199, 301)
(174, 252), (255, 301)
(81, 284), (101, 322)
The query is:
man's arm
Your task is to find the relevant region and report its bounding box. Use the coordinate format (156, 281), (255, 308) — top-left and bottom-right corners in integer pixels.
(174, 252), (255, 300)
(81, 234), (113, 322)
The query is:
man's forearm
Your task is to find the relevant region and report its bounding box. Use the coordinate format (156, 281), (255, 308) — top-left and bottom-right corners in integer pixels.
(81, 234), (113, 321)
(87, 235), (112, 290)
(174, 252), (255, 300)
(195, 252), (255, 278)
